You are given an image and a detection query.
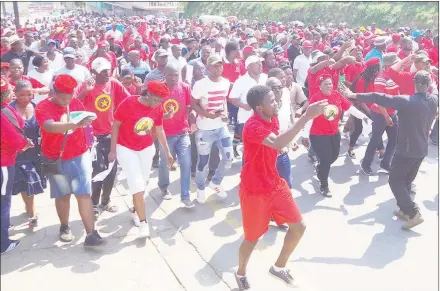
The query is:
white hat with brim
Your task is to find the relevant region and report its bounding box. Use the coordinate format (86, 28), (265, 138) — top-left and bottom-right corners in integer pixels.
(245, 55), (264, 68)
(374, 36), (387, 47)
(91, 57), (112, 73)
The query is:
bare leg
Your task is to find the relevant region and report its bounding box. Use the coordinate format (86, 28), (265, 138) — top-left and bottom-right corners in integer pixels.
(55, 194), (71, 225)
(237, 240), (258, 276)
(274, 222), (306, 268)
(75, 194), (95, 233)
(133, 192), (146, 221)
(20, 192), (35, 217)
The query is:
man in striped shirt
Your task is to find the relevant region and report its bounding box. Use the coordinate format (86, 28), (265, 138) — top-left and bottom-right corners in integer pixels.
(361, 53), (400, 174)
(191, 54), (233, 204)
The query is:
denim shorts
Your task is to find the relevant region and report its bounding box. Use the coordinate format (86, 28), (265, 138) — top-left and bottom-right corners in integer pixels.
(48, 151), (92, 198)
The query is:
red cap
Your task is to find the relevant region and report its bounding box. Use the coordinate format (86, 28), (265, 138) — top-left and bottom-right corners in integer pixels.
(53, 74), (78, 94)
(243, 46), (255, 55)
(106, 34), (115, 40)
(365, 57), (380, 68)
(0, 76), (10, 92)
(146, 80), (170, 98)
(97, 40), (109, 48)
(17, 28), (25, 33)
(302, 40), (313, 48)
(317, 74), (332, 87)
(392, 34), (401, 42)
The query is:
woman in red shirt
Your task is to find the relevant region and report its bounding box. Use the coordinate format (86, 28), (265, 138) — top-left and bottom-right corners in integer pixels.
(35, 74), (105, 248)
(303, 75), (368, 197)
(109, 81), (173, 239)
(1, 77), (32, 254)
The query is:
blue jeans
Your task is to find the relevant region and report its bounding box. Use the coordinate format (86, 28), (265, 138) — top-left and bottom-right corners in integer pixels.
(276, 152), (292, 189)
(362, 111), (398, 169)
(195, 126), (233, 190)
(158, 133), (191, 200)
(1, 166), (15, 252)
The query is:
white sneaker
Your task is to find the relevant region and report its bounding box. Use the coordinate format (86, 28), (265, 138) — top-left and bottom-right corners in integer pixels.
(139, 221), (150, 238)
(131, 207), (140, 227)
(197, 189), (206, 204)
(209, 182), (227, 199)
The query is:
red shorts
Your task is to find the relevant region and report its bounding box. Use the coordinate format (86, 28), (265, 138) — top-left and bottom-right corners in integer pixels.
(239, 180), (302, 241)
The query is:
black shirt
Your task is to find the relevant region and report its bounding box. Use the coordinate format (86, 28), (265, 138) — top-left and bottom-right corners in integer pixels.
(1, 49), (34, 75)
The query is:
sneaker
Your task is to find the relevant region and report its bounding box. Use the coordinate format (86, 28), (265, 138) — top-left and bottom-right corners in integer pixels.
(1, 240), (20, 255)
(320, 185), (332, 198)
(139, 221), (150, 238)
(269, 266), (297, 287)
(28, 216), (38, 228)
(84, 230), (106, 248)
(181, 199), (195, 208)
(378, 152), (385, 160)
(233, 147), (241, 158)
(235, 272), (251, 291)
(161, 190), (172, 200)
(101, 202), (118, 213)
(93, 205), (101, 220)
(8, 224), (13, 230)
(379, 165), (390, 174)
(402, 212), (424, 230)
(131, 207), (140, 227)
(394, 209), (409, 221)
(347, 149), (356, 159)
(360, 164), (373, 176)
(196, 189), (206, 204)
(209, 181), (227, 199)
(308, 155), (317, 163)
(59, 224), (73, 242)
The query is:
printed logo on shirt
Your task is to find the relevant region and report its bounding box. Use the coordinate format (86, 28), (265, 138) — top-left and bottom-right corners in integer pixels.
(163, 99), (179, 113)
(60, 113), (74, 135)
(134, 117), (154, 136)
(94, 94), (112, 112)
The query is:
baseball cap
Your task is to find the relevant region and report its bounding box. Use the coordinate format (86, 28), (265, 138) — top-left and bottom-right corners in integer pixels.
(245, 55), (264, 68)
(63, 47), (76, 59)
(414, 54), (432, 63)
(154, 49), (168, 58)
(272, 45), (284, 55)
(243, 46), (255, 55)
(91, 57), (112, 73)
(302, 40), (313, 48)
(207, 54), (223, 66)
(120, 67), (134, 78)
(47, 39), (57, 46)
(414, 70), (431, 85)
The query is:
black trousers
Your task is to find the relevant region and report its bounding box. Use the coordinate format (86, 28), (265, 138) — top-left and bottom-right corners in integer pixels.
(349, 116), (384, 151)
(91, 134), (117, 206)
(388, 155), (423, 219)
(310, 133), (341, 188)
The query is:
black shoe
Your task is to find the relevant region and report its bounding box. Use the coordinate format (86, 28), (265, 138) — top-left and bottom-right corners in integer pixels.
(1, 240), (20, 255)
(360, 164), (373, 176)
(59, 224), (73, 242)
(84, 230), (106, 248)
(320, 185), (332, 197)
(347, 149), (356, 159)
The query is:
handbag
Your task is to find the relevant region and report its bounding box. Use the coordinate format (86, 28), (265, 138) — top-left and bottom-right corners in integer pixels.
(40, 106), (69, 176)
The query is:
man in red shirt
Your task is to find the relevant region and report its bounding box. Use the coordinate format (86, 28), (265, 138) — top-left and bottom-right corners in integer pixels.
(35, 74), (105, 247)
(88, 41), (117, 75)
(386, 34), (401, 53)
(75, 57), (130, 218)
(157, 63), (194, 208)
(235, 84), (327, 290)
(397, 37), (413, 72)
(428, 36), (439, 68)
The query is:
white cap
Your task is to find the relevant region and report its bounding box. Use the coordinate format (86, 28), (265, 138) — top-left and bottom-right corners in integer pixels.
(311, 51), (326, 64)
(245, 55), (264, 68)
(91, 57), (112, 73)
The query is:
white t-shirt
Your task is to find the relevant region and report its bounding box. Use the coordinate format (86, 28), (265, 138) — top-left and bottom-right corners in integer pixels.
(47, 52), (66, 72)
(53, 65), (91, 85)
(277, 88), (292, 133)
(292, 54), (311, 87)
(28, 69), (54, 104)
(167, 55), (187, 81)
(229, 73), (268, 124)
(192, 77), (230, 130)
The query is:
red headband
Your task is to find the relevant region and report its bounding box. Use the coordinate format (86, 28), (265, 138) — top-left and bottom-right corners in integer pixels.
(146, 81), (170, 98)
(53, 74), (78, 94)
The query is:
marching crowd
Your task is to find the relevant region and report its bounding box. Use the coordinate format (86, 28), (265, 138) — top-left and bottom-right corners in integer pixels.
(0, 11), (439, 290)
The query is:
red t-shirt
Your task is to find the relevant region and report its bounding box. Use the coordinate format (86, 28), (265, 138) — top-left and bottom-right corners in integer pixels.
(419, 37), (433, 50)
(240, 114), (283, 195)
(397, 50), (412, 72)
(387, 69), (415, 95)
(344, 62), (365, 83)
(125, 83), (138, 95)
(9, 75), (44, 89)
(428, 46), (439, 68)
(308, 66), (343, 98)
(222, 57), (246, 84)
(309, 90), (351, 136)
(114, 96), (163, 151)
(162, 82), (191, 136)
(0, 104), (28, 166)
(75, 78), (130, 135)
(372, 70), (399, 115)
(386, 43), (399, 53)
(35, 98), (88, 160)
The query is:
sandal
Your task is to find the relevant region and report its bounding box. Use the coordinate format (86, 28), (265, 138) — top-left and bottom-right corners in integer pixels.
(101, 203), (118, 213)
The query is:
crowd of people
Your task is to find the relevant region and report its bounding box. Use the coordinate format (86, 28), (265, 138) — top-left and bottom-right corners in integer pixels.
(1, 11), (439, 290)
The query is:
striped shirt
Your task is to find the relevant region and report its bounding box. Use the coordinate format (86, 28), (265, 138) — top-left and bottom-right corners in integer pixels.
(373, 70), (399, 115)
(192, 76), (230, 130)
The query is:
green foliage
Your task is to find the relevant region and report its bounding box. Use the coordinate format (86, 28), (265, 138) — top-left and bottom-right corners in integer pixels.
(183, 2), (439, 29)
